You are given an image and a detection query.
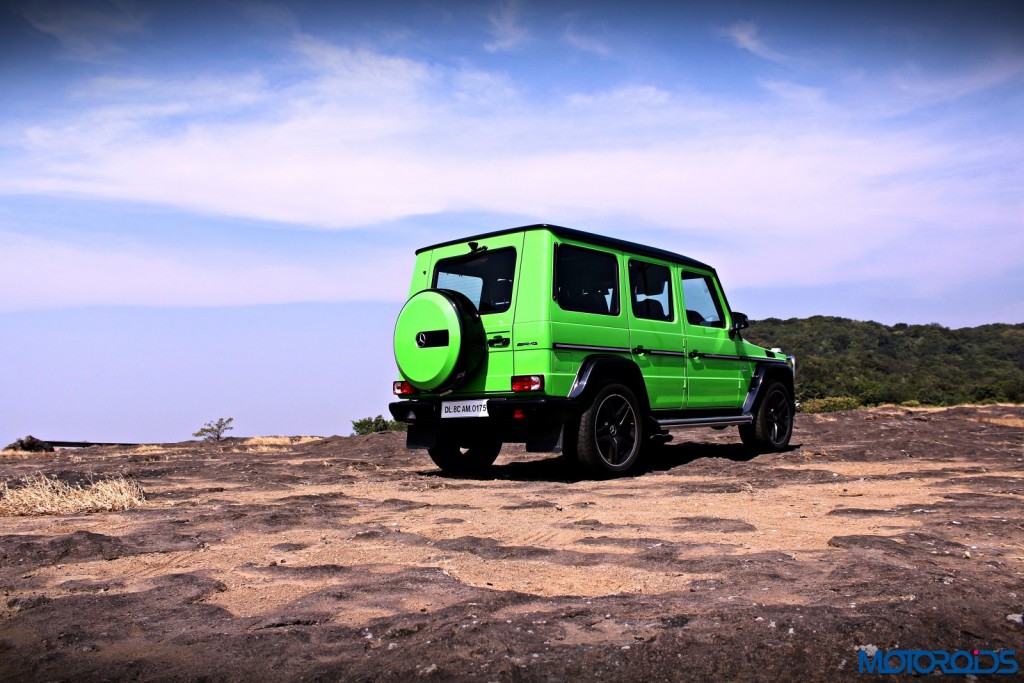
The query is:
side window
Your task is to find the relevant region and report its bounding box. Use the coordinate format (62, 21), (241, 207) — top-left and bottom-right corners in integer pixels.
(555, 244), (620, 316)
(433, 248), (516, 314)
(628, 260), (673, 322)
(681, 272), (725, 328)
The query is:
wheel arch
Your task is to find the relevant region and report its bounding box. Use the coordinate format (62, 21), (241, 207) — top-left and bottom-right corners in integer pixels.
(743, 362), (795, 415)
(568, 355), (651, 415)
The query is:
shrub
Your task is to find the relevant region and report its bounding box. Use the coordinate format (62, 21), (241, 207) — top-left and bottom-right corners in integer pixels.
(2, 435), (54, 453)
(193, 417), (234, 442)
(900, 400), (923, 408)
(799, 396), (862, 414)
(351, 415), (407, 435)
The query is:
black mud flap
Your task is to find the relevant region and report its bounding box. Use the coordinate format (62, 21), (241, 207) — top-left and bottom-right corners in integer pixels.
(406, 424), (437, 450)
(525, 423), (564, 453)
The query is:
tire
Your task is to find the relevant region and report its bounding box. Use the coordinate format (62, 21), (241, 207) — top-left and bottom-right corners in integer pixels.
(428, 436), (501, 475)
(739, 380), (794, 452)
(576, 383), (644, 475)
(393, 289), (486, 392)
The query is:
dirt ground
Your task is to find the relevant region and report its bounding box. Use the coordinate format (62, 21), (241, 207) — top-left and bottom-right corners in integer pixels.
(2, 405), (1023, 682)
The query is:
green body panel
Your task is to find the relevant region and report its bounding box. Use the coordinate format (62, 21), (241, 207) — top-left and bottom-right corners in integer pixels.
(394, 225), (780, 408)
(412, 231), (524, 397)
(679, 267), (750, 407)
(510, 229), (553, 325)
(407, 252), (433, 297)
(547, 234), (630, 369)
(627, 256), (686, 409)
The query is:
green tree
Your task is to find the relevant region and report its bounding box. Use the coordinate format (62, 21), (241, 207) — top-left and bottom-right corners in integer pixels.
(351, 415), (407, 435)
(193, 417), (234, 442)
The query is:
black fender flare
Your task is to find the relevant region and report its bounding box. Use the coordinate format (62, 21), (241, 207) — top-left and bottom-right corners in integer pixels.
(568, 355), (651, 415)
(743, 362), (796, 415)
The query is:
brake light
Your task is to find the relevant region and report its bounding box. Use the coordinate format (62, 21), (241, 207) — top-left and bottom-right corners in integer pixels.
(393, 380), (415, 396)
(511, 375), (544, 392)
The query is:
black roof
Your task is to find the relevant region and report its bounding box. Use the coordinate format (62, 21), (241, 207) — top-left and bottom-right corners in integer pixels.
(416, 224), (714, 272)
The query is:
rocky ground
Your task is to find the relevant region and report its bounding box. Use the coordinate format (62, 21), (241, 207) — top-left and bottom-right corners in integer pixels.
(1, 405), (1022, 682)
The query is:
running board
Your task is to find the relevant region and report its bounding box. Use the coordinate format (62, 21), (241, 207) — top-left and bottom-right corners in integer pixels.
(656, 415), (753, 428)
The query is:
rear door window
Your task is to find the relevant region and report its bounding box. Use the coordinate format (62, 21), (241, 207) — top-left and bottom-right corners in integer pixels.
(628, 260), (673, 322)
(433, 247), (516, 315)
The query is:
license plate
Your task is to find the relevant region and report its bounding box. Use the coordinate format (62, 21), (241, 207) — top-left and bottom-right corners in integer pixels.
(441, 399), (489, 418)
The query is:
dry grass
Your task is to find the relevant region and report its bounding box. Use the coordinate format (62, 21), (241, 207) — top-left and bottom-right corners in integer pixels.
(0, 474), (146, 516)
(226, 436), (326, 452)
(242, 436), (323, 446)
(976, 416), (1024, 428)
(0, 450), (57, 460)
(872, 402), (1023, 413)
(127, 444), (168, 454)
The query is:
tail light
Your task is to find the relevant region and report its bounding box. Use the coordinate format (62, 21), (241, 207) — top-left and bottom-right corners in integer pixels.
(511, 375), (544, 392)
(393, 380), (416, 396)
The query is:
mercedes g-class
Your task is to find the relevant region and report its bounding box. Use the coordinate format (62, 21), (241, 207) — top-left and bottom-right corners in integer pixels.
(389, 224), (794, 476)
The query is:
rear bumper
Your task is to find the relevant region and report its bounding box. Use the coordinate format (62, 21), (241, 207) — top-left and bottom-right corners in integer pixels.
(388, 396), (579, 452)
(389, 396), (577, 422)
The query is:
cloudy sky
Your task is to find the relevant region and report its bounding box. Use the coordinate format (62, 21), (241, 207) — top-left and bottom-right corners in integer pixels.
(1, 0), (1022, 443)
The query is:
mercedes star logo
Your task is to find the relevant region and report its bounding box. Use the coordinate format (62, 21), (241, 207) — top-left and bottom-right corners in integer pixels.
(416, 332), (427, 348)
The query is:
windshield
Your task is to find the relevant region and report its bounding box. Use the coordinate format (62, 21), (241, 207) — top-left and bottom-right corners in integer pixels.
(433, 247), (516, 315)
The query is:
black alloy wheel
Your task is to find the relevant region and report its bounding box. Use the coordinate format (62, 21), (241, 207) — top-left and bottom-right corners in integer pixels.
(577, 383), (644, 475)
(739, 380), (794, 452)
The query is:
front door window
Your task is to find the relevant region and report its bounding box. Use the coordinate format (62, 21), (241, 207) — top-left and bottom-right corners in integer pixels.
(681, 272), (725, 328)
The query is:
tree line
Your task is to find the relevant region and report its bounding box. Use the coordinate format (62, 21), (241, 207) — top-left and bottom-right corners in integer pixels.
(744, 316), (1024, 408)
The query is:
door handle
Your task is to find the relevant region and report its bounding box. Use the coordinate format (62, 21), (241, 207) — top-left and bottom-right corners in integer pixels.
(488, 336), (510, 348)
(688, 349), (704, 359)
(632, 345), (647, 355)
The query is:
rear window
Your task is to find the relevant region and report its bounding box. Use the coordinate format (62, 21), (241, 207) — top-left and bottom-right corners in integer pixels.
(433, 247), (516, 314)
(555, 244), (620, 316)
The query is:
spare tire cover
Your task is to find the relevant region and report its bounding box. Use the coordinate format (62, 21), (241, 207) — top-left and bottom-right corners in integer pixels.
(394, 289), (486, 391)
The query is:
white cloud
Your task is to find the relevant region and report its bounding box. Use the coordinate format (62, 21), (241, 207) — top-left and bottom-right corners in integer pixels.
(758, 79), (825, 107)
(2, 36), (1021, 308)
(891, 56), (1024, 103)
(719, 21), (790, 64)
(23, 0), (146, 61)
(452, 69), (520, 106)
(563, 23), (610, 56)
(0, 231), (412, 312)
(566, 85), (671, 108)
(484, 0), (529, 52)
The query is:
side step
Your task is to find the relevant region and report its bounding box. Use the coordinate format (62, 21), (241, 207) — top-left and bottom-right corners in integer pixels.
(656, 415), (753, 429)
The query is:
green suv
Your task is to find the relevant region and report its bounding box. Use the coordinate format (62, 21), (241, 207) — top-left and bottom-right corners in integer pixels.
(389, 224), (794, 476)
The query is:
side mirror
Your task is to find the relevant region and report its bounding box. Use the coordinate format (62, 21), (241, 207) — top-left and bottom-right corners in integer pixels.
(732, 312), (749, 330)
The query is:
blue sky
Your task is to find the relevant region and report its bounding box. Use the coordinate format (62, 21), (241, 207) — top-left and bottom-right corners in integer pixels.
(1, 0), (1022, 444)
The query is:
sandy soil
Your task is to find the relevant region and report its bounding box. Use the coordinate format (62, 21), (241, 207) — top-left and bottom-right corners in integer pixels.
(1, 405), (1022, 681)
